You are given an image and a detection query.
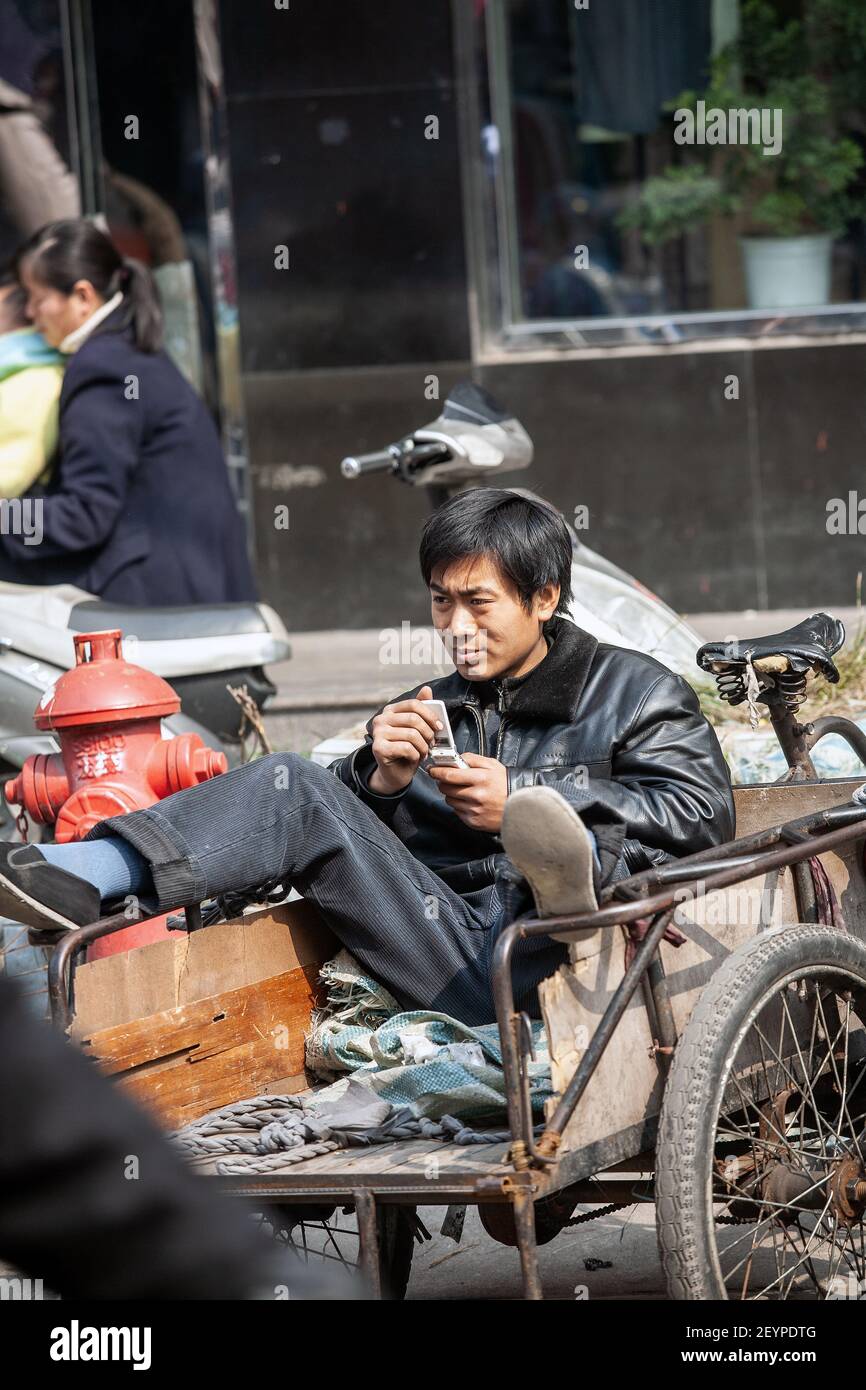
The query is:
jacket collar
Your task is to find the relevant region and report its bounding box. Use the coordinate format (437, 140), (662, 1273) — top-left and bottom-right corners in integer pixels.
(60, 292), (124, 354)
(436, 615), (598, 724)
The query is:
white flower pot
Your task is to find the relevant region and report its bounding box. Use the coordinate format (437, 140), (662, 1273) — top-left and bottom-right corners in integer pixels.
(739, 232), (834, 310)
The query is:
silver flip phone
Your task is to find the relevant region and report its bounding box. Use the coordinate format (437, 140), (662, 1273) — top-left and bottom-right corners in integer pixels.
(419, 699), (467, 769)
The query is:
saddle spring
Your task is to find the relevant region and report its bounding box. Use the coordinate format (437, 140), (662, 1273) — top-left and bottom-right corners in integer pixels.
(773, 667), (809, 713)
(713, 664), (808, 714)
(714, 669), (747, 705)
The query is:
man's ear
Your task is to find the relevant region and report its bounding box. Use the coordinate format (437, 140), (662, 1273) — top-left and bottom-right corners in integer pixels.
(535, 582), (560, 622)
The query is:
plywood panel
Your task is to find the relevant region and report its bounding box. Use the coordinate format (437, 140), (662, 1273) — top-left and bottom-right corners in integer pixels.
(72, 899), (336, 1035)
(78, 968), (323, 1129)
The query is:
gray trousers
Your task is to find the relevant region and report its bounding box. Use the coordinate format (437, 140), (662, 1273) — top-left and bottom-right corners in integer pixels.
(87, 752), (566, 1026)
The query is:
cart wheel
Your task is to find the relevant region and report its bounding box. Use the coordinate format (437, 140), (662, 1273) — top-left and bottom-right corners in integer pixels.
(263, 1203), (416, 1300)
(657, 923), (866, 1300)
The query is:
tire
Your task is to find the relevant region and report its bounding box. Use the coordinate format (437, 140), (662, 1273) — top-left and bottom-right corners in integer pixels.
(264, 1203), (416, 1300)
(656, 923), (866, 1301)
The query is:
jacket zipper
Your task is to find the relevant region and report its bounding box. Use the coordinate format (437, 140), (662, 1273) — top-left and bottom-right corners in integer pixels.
(464, 701), (486, 756)
(495, 686), (507, 761)
(463, 688), (509, 760)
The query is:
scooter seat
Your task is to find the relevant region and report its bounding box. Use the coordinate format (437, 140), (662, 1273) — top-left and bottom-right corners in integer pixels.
(0, 581), (290, 677)
(68, 599), (269, 641)
(697, 612), (845, 684)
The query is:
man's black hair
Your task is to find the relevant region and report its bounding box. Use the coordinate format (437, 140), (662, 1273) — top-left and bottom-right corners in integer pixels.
(419, 487), (573, 618)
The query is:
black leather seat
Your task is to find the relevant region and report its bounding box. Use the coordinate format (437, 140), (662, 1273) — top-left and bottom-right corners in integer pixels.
(68, 599), (268, 641)
(697, 612), (845, 684)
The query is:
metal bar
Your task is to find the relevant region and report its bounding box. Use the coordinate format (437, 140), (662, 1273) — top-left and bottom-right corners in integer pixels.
(503, 301), (866, 334)
(47, 911), (142, 1031)
(767, 698), (817, 779)
(646, 954), (677, 1059)
(353, 1190), (381, 1300)
(489, 922), (539, 1169)
(514, 818), (866, 939)
(807, 716), (866, 768)
(793, 858), (819, 924)
(185, 902), (203, 933)
(637, 854), (764, 882)
(537, 911), (676, 1158)
(511, 1186), (543, 1300)
(603, 800), (865, 901)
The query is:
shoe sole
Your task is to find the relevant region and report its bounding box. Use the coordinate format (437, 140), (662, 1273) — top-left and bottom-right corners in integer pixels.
(0, 868), (80, 934)
(502, 786), (597, 921)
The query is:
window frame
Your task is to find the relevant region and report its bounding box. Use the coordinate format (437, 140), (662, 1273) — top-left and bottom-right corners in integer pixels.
(453, 0), (866, 362)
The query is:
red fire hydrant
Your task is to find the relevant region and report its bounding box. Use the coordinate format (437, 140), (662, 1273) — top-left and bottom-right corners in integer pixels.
(5, 630), (228, 957)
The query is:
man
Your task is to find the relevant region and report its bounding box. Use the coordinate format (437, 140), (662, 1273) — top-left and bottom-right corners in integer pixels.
(0, 490), (735, 1025)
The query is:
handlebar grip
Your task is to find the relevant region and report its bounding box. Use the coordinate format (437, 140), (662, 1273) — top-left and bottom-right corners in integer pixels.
(340, 449), (397, 479)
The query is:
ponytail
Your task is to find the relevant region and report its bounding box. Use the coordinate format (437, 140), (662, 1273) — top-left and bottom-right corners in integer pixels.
(111, 257), (163, 353)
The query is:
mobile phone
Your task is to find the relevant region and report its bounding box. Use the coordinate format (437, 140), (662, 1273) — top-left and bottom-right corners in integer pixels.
(418, 699), (467, 769)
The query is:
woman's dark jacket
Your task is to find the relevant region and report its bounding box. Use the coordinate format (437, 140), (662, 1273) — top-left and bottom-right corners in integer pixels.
(0, 310), (256, 604)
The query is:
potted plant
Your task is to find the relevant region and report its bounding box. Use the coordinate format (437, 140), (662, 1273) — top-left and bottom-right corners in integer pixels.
(619, 0), (866, 310)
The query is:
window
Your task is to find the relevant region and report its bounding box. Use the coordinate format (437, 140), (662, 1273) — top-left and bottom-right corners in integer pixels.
(459, 0), (866, 353)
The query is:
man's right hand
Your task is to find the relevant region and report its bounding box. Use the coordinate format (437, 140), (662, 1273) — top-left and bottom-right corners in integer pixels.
(367, 685), (441, 795)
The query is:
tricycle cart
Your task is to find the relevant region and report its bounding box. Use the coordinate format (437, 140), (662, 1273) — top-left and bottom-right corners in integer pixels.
(46, 615), (866, 1300)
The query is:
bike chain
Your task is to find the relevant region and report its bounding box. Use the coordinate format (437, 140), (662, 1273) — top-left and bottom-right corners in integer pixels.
(560, 1202), (756, 1228)
(563, 1201), (634, 1227)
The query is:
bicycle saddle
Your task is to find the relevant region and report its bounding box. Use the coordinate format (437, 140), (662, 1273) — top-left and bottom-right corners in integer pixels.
(697, 612), (845, 692)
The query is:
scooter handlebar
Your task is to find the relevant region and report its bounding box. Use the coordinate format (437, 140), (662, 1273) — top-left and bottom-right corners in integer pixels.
(340, 448), (398, 479)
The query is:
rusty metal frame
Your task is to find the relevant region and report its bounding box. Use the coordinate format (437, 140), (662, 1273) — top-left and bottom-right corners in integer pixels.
(47, 902), (197, 1031)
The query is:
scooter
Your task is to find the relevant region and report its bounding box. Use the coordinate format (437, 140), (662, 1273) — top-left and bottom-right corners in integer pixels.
(0, 581), (292, 840)
(340, 380), (706, 683)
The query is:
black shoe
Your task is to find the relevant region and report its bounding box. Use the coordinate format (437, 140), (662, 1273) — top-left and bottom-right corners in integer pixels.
(0, 844), (101, 932)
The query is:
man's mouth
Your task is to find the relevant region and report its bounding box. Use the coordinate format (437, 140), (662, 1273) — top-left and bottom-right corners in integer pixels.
(455, 650), (490, 673)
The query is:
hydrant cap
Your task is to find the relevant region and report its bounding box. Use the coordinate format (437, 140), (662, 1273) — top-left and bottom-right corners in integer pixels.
(35, 630), (181, 730)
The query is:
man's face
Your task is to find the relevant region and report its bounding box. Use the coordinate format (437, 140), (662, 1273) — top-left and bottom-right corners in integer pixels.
(429, 553), (558, 681)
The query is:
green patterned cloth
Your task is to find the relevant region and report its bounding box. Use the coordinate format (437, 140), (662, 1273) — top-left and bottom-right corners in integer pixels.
(305, 950), (552, 1124)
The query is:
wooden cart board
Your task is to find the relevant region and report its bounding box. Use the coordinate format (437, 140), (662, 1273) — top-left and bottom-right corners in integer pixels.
(70, 899), (337, 1129)
(540, 777), (866, 1166)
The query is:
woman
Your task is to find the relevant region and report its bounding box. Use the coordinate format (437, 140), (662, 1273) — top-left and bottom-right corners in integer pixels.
(0, 219), (256, 604)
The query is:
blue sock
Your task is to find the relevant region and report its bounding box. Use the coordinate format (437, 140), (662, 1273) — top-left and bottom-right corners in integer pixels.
(38, 836), (152, 903)
(585, 828), (601, 873)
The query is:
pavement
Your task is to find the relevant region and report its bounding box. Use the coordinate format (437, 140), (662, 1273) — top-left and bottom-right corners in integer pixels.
(262, 605), (866, 754)
(407, 1200), (664, 1300)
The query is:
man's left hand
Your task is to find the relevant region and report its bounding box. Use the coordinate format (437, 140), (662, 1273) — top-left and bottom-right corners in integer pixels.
(427, 752), (508, 832)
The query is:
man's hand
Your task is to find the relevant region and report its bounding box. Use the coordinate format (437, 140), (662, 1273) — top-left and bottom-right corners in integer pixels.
(367, 685), (441, 795)
(427, 752), (508, 832)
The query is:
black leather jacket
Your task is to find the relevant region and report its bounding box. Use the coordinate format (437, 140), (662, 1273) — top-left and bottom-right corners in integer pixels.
(329, 615), (735, 895)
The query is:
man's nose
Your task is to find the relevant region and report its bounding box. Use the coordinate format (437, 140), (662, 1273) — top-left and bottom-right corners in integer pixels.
(449, 613), (477, 637)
